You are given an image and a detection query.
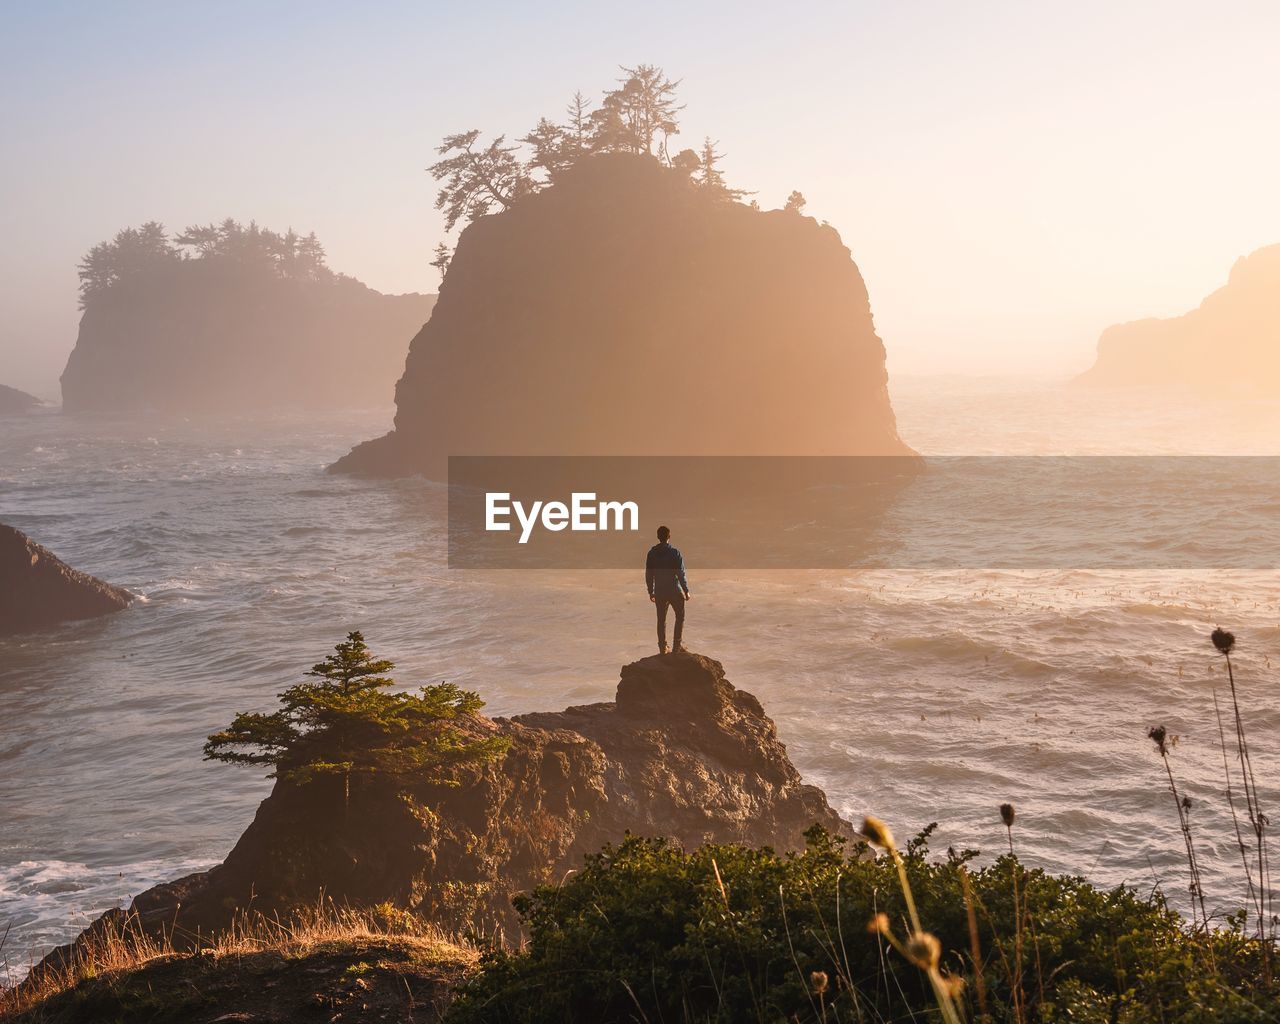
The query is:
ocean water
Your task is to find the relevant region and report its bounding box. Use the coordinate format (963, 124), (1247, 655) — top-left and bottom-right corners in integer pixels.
(2, 375), (1279, 971)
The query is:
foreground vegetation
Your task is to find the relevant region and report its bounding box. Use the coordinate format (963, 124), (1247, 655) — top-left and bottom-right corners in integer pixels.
(445, 824), (1274, 1024)
(5, 628), (1275, 1021)
(7, 833), (1272, 1023)
(0, 902), (474, 1023)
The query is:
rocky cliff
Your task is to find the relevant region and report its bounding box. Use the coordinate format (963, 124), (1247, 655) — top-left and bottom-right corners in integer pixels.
(56, 653), (848, 957)
(333, 153), (911, 478)
(0, 525), (132, 635)
(1076, 243), (1280, 395)
(0, 384), (41, 414)
(60, 267), (434, 413)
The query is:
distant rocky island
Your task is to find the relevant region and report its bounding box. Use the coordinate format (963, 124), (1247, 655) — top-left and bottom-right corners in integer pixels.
(333, 73), (910, 477)
(1076, 243), (1280, 395)
(60, 220), (435, 413)
(0, 525), (132, 635)
(0, 384), (41, 414)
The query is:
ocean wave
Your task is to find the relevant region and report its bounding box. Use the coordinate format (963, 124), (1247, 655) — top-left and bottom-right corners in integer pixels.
(884, 632), (1055, 675)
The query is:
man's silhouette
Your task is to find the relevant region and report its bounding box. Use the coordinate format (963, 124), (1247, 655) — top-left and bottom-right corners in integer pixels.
(646, 525), (690, 654)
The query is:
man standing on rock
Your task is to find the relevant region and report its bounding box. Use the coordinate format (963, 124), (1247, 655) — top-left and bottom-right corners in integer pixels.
(646, 525), (691, 655)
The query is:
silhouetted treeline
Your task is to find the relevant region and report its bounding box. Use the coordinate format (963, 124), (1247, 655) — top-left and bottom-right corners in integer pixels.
(430, 65), (762, 233)
(78, 219), (337, 307)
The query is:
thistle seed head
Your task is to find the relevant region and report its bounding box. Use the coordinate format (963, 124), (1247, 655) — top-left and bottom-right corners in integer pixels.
(1148, 725), (1168, 756)
(866, 912), (891, 936)
(861, 815), (895, 850)
(1000, 803), (1016, 828)
(905, 931), (942, 971)
(810, 970), (829, 995)
(1211, 628), (1236, 654)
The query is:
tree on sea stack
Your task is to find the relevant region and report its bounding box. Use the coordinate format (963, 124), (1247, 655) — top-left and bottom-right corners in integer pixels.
(203, 632), (508, 811)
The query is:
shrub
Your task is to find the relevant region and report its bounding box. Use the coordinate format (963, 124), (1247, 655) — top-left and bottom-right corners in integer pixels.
(446, 825), (1275, 1024)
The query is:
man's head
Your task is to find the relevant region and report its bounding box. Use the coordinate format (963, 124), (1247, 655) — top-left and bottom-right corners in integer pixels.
(656, 525), (671, 543)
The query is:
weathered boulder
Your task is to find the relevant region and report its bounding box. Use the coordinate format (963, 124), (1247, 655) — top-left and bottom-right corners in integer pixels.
(56, 652), (848, 956)
(1076, 243), (1280, 395)
(0, 525), (132, 635)
(333, 153), (912, 478)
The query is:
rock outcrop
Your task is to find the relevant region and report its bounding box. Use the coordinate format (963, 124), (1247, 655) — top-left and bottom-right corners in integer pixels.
(0, 384), (41, 414)
(57, 653), (848, 956)
(1076, 243), (1280, 395)
(60, 268), (434, 413)
(333, 153), (911, 478)
(0, 525), (132, 635)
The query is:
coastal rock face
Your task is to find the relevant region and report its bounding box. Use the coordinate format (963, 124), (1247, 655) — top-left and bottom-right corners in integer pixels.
(0, 384), (42, 414)
(0, 525), (132, 635)
(60, 269), (434, 413)
(72, 653), (848, 949)
(333, 153), (911, 478)
(1076, 243), (1280, 394)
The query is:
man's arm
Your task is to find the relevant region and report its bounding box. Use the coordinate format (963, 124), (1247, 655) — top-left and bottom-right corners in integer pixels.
(645, 547), (656, 597)
(676, 550), (689, 597)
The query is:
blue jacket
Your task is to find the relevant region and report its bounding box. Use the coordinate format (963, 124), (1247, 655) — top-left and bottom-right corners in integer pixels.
(646, 542), (689, 598)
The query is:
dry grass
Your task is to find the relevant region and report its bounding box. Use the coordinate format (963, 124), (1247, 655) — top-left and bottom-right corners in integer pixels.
(0, 899), (475, 1019)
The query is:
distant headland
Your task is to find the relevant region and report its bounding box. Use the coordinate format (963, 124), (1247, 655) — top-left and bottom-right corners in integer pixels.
(0, 383), (42, 414)
(1076, 242), (1280, 396)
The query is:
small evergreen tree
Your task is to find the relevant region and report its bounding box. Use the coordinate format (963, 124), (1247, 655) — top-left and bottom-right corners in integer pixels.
(521, 117), (574, 180)
(784, 190), (807, 214)
(77, 222), (180, 307)
(592, 64), (682, 158)
(430, 242), (452, 283)
(564, 91), (593, 159)
(670, 148), (700, 176)
(694, 138), (750, 202)
(204, 632), (508, 808)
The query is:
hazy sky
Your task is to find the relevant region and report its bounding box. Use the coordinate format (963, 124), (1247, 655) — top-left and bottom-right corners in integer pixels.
(2, 1), (1278, 399)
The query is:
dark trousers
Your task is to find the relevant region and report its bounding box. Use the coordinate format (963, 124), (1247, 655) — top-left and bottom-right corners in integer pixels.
(656, 593), (685, 646)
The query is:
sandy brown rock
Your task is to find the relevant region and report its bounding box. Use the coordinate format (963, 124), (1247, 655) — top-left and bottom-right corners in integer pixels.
(0, 525), (132, 635)
(51, 652), (848, 962)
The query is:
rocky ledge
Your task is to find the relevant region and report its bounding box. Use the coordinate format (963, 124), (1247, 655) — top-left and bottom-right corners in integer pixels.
(0, 525), (132, 635)
(56, 653), (848, 959)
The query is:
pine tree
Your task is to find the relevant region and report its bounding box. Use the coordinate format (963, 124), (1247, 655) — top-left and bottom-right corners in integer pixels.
(430, 242), (452, 283)
(784, 190), (807, 214)
(595, 64), (682, 158)
(204, 632), (508, 809)
(76, 222), (180, 307)
(429, 131), (534, 231)
(694, 138), (751, 202)
(565, 91), (593, 158)
(521, 117), (574, 180)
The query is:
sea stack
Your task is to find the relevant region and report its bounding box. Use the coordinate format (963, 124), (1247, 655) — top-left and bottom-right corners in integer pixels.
(0, 525), (132, 635)
(332, 153), (913, 478)
(60, 221), (436, 413)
